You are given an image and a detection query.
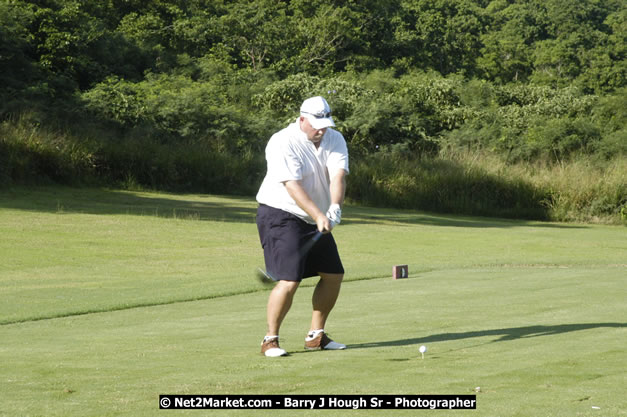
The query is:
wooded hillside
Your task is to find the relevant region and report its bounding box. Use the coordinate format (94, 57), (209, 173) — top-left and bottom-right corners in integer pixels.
(1, 0), (625, 222)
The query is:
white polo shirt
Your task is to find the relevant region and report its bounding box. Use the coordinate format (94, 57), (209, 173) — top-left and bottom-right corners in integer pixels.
(256, 120), (349, 224)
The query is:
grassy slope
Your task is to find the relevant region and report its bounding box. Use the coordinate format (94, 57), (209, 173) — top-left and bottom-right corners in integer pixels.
(0, 186), (625, 416)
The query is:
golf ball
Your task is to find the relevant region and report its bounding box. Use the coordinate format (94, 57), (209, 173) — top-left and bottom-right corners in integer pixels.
(419, 345), (427, 353)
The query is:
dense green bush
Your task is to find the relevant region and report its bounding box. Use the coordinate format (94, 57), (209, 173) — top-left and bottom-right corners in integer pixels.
(440, 83), (624, 162)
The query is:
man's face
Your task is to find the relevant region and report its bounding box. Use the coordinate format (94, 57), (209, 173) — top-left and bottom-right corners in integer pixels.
(299, 116), (327, 143)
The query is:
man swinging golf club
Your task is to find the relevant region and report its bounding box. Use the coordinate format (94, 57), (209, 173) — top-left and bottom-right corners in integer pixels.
(256, 96), (349, 357)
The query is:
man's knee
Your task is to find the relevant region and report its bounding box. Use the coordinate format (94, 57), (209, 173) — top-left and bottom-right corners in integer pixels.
(319, 272), (344, 282)
(275, 279), (300, 294)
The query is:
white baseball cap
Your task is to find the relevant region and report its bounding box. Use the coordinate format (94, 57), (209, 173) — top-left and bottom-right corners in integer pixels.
(300, 96), (335, 130)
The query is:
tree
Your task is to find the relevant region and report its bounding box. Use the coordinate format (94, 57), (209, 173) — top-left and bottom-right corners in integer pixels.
(394, 0), (485, 75)
(477, 1), (545, 83)
(529, 0), (624, 91)
(0, 1), (39, 104)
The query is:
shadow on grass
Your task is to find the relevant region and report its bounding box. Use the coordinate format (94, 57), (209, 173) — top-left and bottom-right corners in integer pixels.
(0, 186), (258, 223)
(0, 185), (585, 228)
(343, 206), (587, 229)
(350, 323), (626, 349)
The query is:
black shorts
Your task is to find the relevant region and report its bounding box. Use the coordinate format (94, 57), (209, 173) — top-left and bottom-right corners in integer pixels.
(256, 204), (344, 282)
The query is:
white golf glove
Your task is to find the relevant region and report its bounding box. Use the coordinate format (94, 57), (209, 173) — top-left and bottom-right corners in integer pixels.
(326, 203), (342, 227)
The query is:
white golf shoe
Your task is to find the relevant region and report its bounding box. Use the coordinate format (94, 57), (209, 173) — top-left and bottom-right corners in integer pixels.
(304, 330), (346, 350)
(261, 336), (287, 357)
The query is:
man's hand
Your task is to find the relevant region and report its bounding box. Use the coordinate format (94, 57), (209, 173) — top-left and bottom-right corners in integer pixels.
(315, 214), (332, 234)
(326, 203), (342, 227)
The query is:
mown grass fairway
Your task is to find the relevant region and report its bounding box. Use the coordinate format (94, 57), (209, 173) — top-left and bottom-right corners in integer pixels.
(1, 187), (625, 417)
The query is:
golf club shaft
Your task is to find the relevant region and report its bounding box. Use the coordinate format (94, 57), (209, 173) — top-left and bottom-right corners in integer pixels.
(298, 230), (323, 257)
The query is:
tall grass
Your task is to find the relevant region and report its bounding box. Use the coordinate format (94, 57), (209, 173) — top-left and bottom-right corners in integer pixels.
(452, 153), (627, 224)
(348, 151), (626, 224)
(348, 153), (549, 220)
(1, 114), (624, 223)
(0, 114), (97, 186)
(0, 113), (265, 195)
(522, 158), (626, 223)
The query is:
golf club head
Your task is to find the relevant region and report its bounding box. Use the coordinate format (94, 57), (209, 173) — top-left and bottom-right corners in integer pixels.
(256, 268), (277, 285)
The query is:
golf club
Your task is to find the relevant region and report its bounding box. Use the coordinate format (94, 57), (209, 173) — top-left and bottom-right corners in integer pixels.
(256, 230), (323, 285)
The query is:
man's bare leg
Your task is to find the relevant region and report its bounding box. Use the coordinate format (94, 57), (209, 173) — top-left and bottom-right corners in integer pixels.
(310, 273), (343, 331)
(266, 280), (300, 336)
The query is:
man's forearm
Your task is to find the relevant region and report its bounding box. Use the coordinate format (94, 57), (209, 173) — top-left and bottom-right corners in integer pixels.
(330, 170), (347, 206)
(283, 180), (326, 223)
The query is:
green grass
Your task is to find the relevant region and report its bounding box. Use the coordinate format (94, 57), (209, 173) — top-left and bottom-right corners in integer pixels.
(1, 186), (625, 416)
